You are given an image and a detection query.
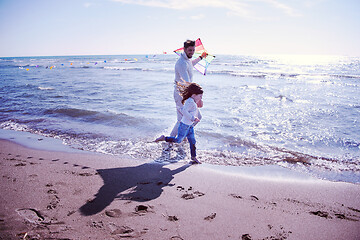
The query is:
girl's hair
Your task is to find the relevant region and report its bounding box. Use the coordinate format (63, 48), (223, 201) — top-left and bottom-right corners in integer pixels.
(179, 83), (203, 104)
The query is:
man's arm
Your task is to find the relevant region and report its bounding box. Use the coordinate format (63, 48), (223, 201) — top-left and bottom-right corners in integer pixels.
(192, 57), (202, 66)
(191, 52), (208, 66)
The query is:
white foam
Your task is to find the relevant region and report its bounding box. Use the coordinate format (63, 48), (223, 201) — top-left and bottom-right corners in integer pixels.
(38, 86), (55, 90)
(0, 129), (83, 153)
(201, 163), (320, 183)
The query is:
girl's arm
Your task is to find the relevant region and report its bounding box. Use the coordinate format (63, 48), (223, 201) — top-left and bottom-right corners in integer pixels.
(197, 99), (203, 108)
(197, 109), (202, 121)
(182, 100), (197, 122)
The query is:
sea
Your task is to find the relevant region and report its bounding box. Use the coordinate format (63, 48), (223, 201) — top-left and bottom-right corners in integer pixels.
(0, 54), (359, 183)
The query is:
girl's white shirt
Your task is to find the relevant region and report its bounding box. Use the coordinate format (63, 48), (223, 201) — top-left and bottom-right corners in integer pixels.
(181, 97), (202, 126)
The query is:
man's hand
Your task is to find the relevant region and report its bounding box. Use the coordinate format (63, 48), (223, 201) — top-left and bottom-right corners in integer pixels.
(200, 52), (208, 59)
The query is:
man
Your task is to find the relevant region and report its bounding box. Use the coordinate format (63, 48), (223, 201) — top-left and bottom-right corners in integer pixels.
(170, 40), (207, 137)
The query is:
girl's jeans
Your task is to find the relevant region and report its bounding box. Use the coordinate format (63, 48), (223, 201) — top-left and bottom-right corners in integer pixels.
(165, 122), (196, 158)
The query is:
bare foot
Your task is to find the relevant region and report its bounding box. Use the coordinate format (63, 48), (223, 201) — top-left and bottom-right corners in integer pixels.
(191, 157), (201, 164)
(154, 135), (165, 142)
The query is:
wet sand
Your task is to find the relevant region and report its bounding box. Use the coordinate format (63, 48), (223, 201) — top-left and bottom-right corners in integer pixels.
(0, 139), (359, 240)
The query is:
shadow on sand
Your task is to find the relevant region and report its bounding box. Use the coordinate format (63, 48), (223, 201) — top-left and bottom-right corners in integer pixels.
(79, 146), (190, 216)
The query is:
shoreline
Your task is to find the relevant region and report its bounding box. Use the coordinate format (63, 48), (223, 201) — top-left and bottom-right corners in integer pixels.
(1, 128), (359, 184)
(0, 128), (319, 184)
(1, 137), (360, 239)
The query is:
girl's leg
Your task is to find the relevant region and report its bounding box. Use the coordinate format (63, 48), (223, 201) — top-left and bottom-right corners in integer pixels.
(154, 135), (165, 142)
(166, 122), (189, 143)
(187, 127), (200, 163)
(155, 122), (190, 142)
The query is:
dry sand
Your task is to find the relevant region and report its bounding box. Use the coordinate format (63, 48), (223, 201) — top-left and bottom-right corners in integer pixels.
(0, 139), (360, 240)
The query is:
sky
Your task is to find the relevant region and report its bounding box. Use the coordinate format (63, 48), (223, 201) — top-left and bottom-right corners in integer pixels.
(0, 0), (359, 57)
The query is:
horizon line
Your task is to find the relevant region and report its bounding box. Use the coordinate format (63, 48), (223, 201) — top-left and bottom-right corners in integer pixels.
(1, 52), (359, 58)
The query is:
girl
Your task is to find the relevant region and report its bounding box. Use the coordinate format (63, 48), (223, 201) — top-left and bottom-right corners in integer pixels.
(155, 83), (203, 164)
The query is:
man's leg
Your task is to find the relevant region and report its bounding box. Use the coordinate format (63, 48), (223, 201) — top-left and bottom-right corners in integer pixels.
(170, 91), (183, 137)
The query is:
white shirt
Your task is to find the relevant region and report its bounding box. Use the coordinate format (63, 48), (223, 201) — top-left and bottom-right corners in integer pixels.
(174, 52), (202, 91)
(181, 97), (202, 126)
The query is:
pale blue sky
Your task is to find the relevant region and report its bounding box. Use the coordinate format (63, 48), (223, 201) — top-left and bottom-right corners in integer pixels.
(0, 0), (359, 57)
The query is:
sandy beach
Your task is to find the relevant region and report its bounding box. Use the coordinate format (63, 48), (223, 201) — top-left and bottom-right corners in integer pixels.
(1, 139), (360, 240)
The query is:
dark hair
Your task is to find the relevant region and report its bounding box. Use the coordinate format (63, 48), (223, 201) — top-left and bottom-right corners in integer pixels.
(184, 40), (195, 49)
(180, 83), (203, 104)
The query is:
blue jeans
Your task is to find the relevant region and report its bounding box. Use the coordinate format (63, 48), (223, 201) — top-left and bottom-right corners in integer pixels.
(165, 122), (196, 158)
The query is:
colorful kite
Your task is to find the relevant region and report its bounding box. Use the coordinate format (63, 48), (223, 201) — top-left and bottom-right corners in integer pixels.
(174, 38), (215, 75)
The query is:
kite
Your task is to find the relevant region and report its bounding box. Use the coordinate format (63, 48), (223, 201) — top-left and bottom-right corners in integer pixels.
(174, 38), (215, 75)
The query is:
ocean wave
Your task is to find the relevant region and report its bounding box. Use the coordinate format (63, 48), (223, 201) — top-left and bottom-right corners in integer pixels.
(209, 70), (267, 78)
(43, 107), (145, 126)
(104, 66), (149, 71)
(38, 87), (55, 90)
(208, 69), (304, 78)
(330, 74), (360, 79)
(44, 107), (106, 118)
(102, 66), (174, 72)
(0, 121), (32, 132)
(209, 69), (360, 80)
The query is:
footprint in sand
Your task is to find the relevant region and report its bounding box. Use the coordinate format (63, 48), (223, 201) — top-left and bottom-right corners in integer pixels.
(78, 172), (94, 176)
(242, 234), (252, 240)
(108, 224), (137, 237)
(88, 220), (104, 229)
(15, 163), (26, 167)
(47, 195), (60, 210)
(229, 194), (259, 202)
(135, 205), (150, 213)
(204, 213), (216, 221)
(16, 208), (44, 224)
(181, 189), (205, 200)
(250, 195), (259, 201)
(229, 194), (243, 199)
(310, 210), (359, 221)
(310, 210), (331, 219)
(46, 186), (60, 210)
(168, 215), (179, 221)
(105, 209), (122, 218)
(348, 207), (360, 213)
(170, 236), (184, 240)
(181, 193), (195, 200)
